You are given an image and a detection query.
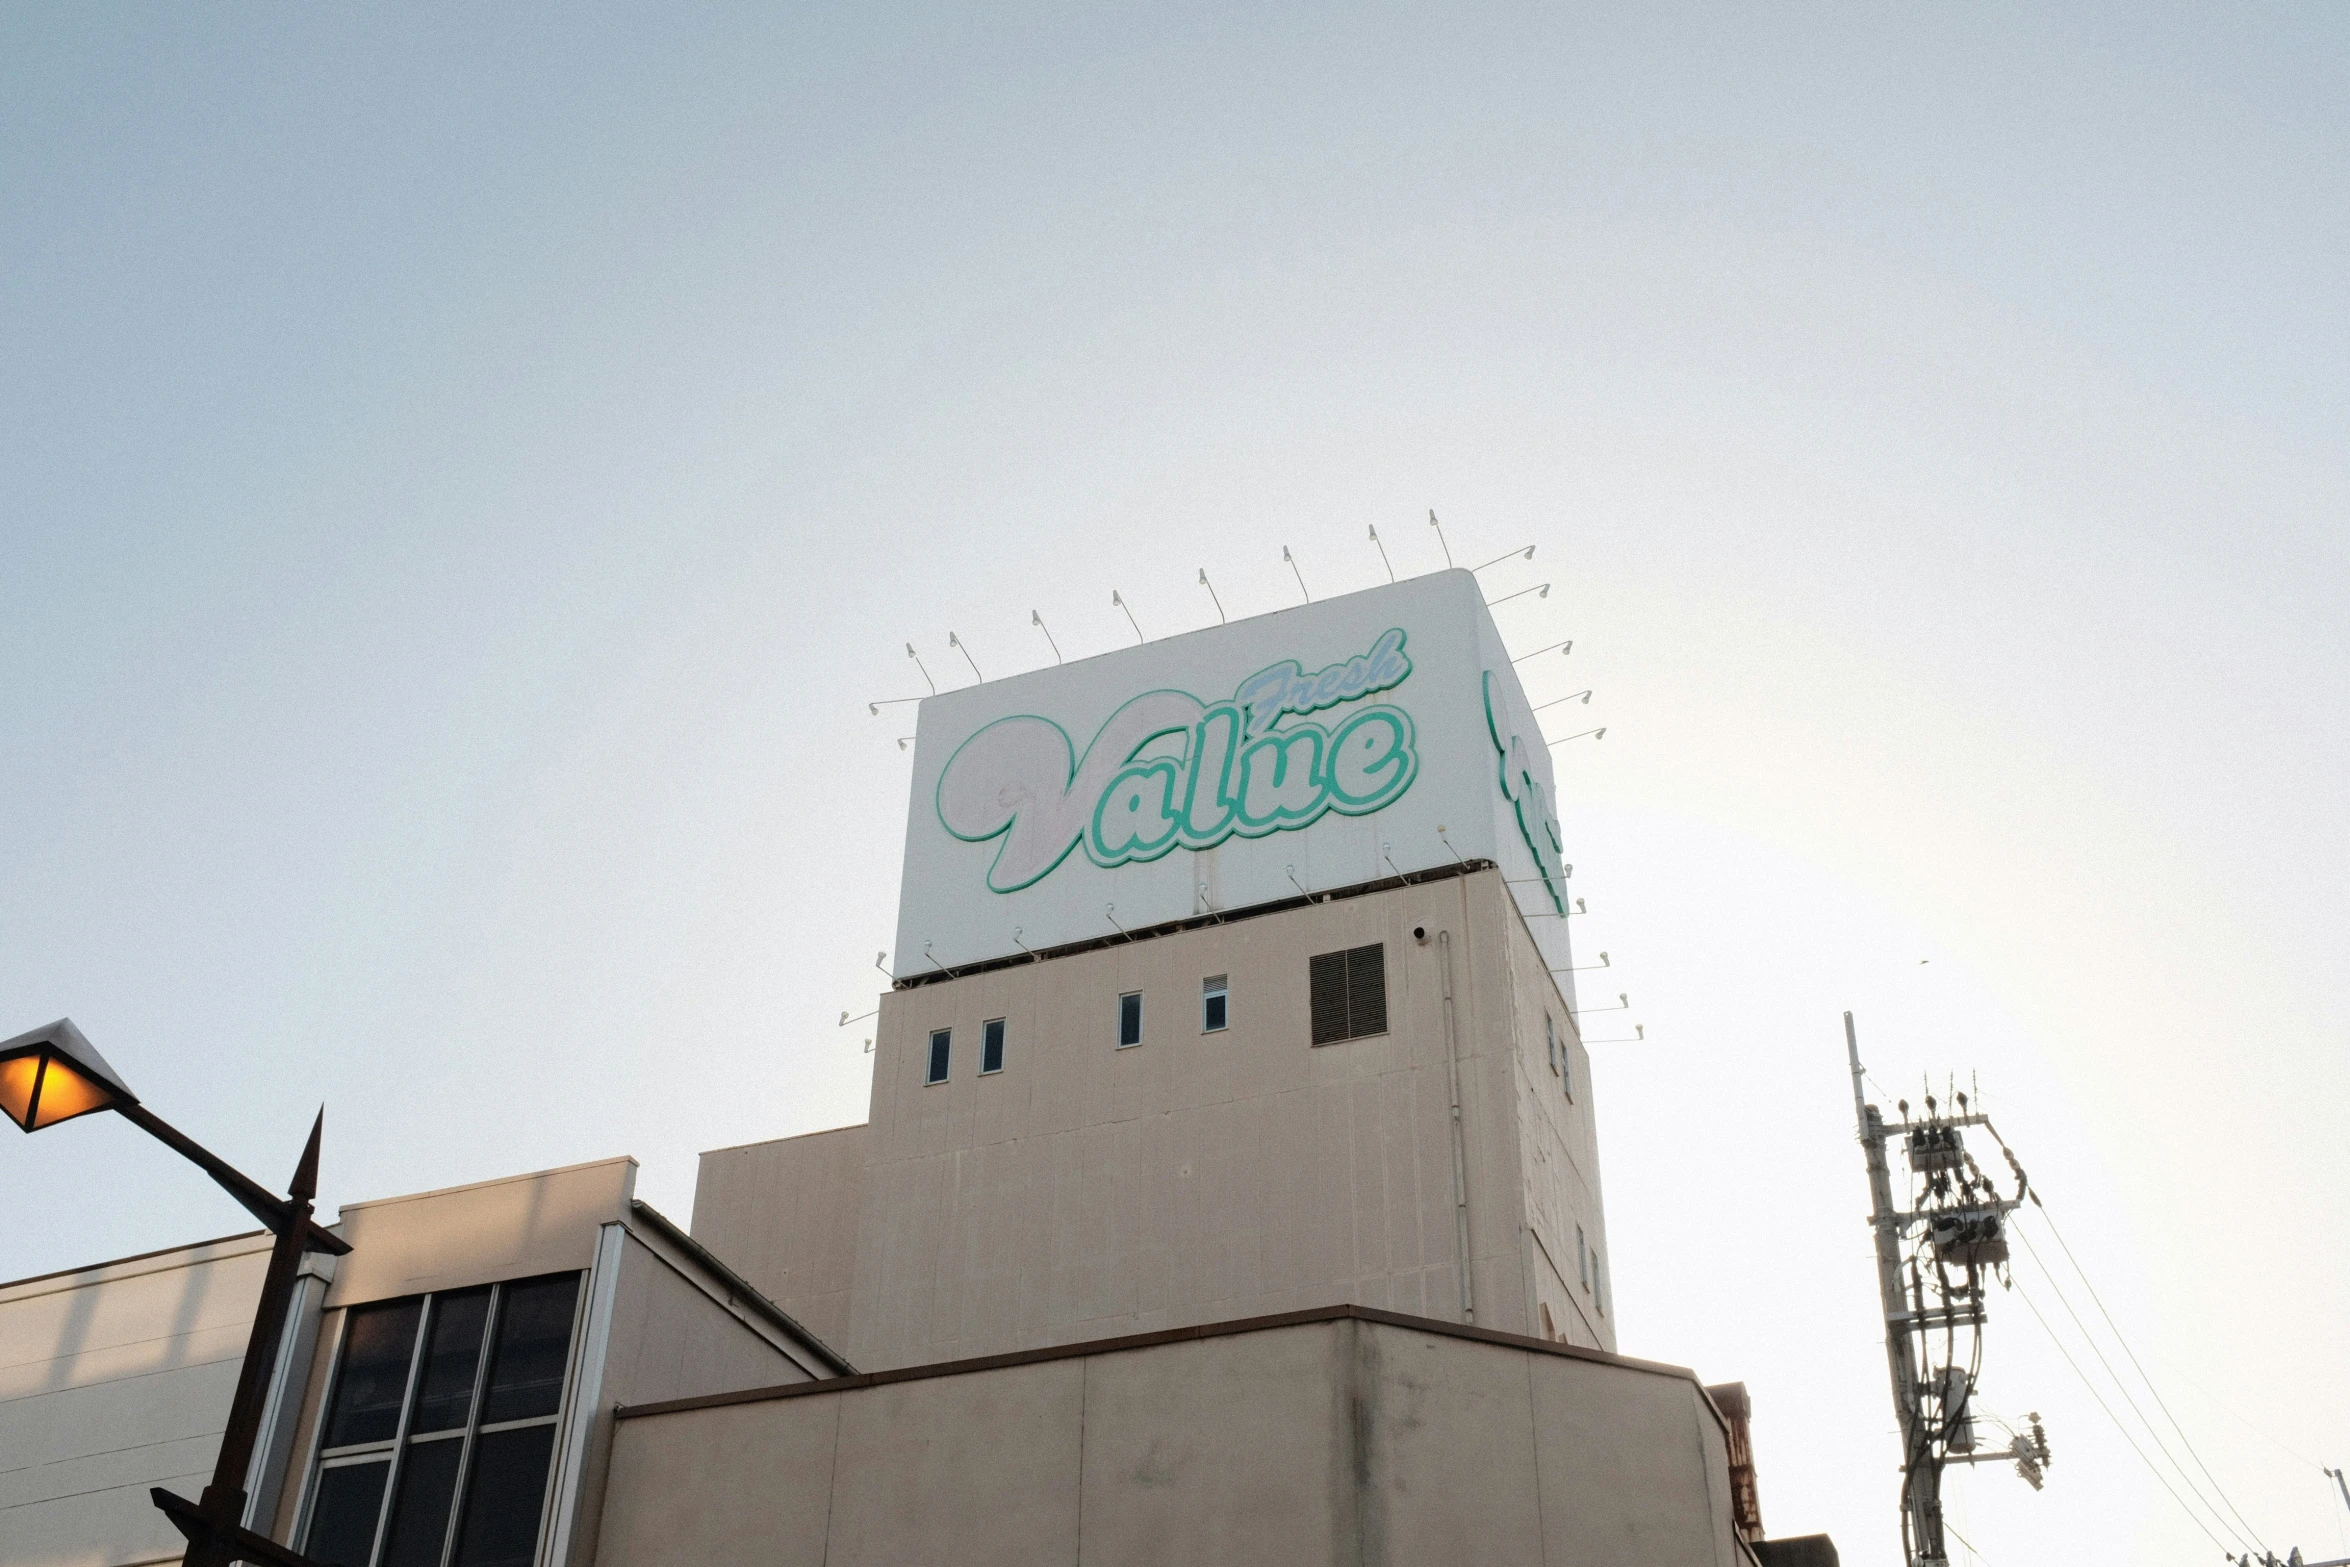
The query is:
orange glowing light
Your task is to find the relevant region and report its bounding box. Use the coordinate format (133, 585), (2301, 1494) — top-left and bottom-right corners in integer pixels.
(0, 1047), (121, 1132)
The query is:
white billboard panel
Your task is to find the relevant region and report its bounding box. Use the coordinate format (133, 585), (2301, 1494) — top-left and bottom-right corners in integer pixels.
(894, 569), (1577, 977)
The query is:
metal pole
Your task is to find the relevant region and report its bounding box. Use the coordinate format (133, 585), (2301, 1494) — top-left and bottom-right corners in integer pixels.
(147, 1112), (340, 1567)
(1848, 1012), (1944, 1567)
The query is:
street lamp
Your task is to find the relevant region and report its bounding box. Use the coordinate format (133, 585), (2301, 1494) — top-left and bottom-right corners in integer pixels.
(1, 1018), (350, 1567)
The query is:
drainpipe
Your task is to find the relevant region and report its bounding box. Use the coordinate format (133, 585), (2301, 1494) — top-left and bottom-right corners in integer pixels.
(1438, 929), (1475, 1324)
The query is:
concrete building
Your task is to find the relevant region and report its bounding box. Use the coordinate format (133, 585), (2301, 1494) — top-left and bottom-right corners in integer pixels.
(2, 1159), (841, 1567)
(693, 862), (1614, 1371)
(2, 569), (1833, 1567)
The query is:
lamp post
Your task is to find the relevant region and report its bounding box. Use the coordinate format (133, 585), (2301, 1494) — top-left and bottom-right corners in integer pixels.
(1, 1018), (349, 1567)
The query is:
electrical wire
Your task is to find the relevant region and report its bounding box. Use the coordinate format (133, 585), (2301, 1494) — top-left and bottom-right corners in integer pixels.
(2030, 1200), (2274, 1552)
(2010, 1275), (2233, 1552)
(2012, 1223), (2257, 1554)
(1945, 1518), (1992, 1564)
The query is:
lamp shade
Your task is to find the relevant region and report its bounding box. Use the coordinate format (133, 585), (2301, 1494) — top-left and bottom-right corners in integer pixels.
(0, 1018), (136, 1132)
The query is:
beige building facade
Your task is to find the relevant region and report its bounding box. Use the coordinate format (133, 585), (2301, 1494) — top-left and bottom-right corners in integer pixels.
(695, 863), (1614, 1371)
(1, 1158), (841, 1567)
(597, 1307), (1746, 1567)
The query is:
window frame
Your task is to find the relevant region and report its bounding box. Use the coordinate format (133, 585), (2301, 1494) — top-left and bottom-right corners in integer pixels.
(926, 1027), (952, 1085)
(294, 1272), (588, 1567)
(1116, 991), (1143, 1048)
(980, 1017), (1006, 1075)
(1201, 975), (1228, 1034)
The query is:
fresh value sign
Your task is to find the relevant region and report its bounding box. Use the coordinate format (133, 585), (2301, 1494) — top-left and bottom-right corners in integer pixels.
(895, 570), (1574, 977)
(937, 629), (1419, 891)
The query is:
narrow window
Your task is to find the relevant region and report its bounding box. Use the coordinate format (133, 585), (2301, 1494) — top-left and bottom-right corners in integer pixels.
(981, 1018), (1006, 1074)
(1577, 1225), (1591, 1292)
(926, 1028), (951, 1084)
(1308, 944), (1387, 1045)
(1118, 992), (1143, 1048)
(1202, 975), (1228, 1032)
(1561, 1026), (1574, 1101)
(1594, 1249), (1606, 1316)
(1546, 1012), (1559, 1075)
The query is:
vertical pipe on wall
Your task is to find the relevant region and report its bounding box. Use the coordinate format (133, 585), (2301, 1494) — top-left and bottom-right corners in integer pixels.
(1438, 929), (1475, 1324)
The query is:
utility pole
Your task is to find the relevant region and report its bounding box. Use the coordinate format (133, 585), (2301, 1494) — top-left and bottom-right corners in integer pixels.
(1846, 1012), (2050, 1567)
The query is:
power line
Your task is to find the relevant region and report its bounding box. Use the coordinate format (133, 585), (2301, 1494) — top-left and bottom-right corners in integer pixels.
(2029, 1199), (2274, 1552)
(2010, 1276), (2232, 1553)
(2011, 1222), (2260, 1555)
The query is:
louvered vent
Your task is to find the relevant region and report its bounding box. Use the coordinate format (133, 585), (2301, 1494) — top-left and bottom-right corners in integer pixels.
(1309, 943), (1387, 1044)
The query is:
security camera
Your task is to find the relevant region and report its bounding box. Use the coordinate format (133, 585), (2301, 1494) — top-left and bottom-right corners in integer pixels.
(1412, 926), (1429, 944)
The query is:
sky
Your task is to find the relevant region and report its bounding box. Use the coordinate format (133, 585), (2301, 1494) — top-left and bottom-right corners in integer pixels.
(4, 5), (2346, 1563)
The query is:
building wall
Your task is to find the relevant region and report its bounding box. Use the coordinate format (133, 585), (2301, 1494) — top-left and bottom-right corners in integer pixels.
(692, 1125), (868, 1351)
(0, 1233), (272, 1567)
(692, 867), (1613, 1372)
(593, 1310), (1744, 1567)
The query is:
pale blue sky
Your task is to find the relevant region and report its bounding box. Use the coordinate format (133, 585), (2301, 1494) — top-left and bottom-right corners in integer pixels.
(6, 7), (2345, 1562)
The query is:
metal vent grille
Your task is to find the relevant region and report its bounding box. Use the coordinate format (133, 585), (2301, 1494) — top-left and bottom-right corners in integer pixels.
(1309, 943), (1386, 1044)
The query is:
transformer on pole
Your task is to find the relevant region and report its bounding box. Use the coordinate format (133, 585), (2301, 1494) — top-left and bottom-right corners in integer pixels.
(1846, 1012), (2052, 1567)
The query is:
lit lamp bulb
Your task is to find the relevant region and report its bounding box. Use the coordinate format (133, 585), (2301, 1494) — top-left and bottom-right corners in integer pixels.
(0, 1018), (135, 1133)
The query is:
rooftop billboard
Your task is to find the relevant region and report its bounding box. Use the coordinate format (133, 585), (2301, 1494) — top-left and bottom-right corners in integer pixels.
(892, 569), (1576, 977)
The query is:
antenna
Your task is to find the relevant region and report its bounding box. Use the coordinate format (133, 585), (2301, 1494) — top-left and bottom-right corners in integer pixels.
(1104, 902), (1127, 935)
(1547, 727), (1605, 746)
(1198, 568), (1226, 624)
(1429, 509), (1453, 567)
(947, 631), (982, 682)
(1585, 1025), (1644, 1043)
(839, 1008), (876, 1028)
(873, 951), (891, 977)
(1486, 583), (1550, 609)
(1470, 545), (1536, 573)
(1368, 525), (1396, 582)
(905, 643), (936, 694)
(1030, 609), (1062, 664)
(1111, 590), (1144, 643)
(1553, 952), (1611, 972)
(1513, 639), (1572, 662)
(867, 696), (921, 716)
(896, 736), (914, 751)
(1282, 546), (1310, 603)
(1533, 690), (1592, 712)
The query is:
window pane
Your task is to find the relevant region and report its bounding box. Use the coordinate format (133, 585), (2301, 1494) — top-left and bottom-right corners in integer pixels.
(1117, 992), (1142, 1047)
(1345, 944), (1387, 1037)
(1308, 951), (1348, 1044)
(981, 1018), (1005, 1074)
(1203, 991), (1226, 1031)
(325, 1301), (423, 1448)
(926, 1028), (951, 1085)
(450, 1423), (558, 1567)
(306, 1459), (392, 1567)
(479, 1276), (580, 1425)
(410, 1290), (491, 1434)
(380, 1437), (463, 1567)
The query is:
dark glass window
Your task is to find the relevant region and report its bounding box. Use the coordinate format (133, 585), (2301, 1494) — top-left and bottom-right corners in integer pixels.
(451, 1423), (559, 1567)
(1202, 976), (1228, 1033)
(980, 1018), (1005, 1074)
(379, 1437), (462, 1567)
(1308, 944), (1387, 1044)
(926, 1028), (951, 1085)
(307, 1460), (391, 1567)
(480, 1275), (580, 1425)
(323, 1301), (423, 1449)
(410, 1291), (490, 1434)
(303, 1274), (579, 1567)
(1117, 992), (1142, 1048)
